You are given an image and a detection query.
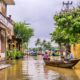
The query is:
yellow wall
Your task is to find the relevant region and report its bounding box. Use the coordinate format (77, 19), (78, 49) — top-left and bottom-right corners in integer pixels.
(71, 44), (80, 59)
(71, 44), (80, 68)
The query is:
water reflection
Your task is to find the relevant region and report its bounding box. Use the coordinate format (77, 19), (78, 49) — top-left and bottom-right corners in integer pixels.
(0, 55), (79, 80)
(45, 66), (80, 80)
(23, 56), (59, 80)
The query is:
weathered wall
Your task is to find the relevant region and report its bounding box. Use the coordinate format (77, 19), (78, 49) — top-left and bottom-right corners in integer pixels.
(71, 44), (80, 59)
(71, 44), (80, 68)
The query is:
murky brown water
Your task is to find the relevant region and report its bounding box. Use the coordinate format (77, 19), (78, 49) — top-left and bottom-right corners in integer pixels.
(0, 55), (80, 80)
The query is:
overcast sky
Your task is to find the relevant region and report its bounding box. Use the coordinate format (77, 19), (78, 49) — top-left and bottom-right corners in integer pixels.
(7, 0), (78, 48)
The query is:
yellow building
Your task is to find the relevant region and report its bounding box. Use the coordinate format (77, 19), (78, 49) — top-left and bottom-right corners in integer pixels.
(71, 44), (80, 59)
(0, 0), (14, 60)
(71, 44), (80, 68)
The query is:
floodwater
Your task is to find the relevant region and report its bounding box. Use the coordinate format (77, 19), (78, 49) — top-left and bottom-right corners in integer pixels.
(0, 55), (80, 80)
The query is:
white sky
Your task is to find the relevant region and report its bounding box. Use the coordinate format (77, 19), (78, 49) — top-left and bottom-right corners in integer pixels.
(7, 0), (79, 48)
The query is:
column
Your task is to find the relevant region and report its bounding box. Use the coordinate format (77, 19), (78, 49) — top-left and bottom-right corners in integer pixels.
(0, 31), (1, 53)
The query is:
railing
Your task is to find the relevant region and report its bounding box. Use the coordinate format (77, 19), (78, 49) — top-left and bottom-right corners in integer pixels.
(0, 12), (13, 35)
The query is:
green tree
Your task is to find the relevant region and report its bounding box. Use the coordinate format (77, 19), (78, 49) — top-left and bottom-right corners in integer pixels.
(41, 40), (46, 48)
(45, 42), (51, 49)
(51, 27), (69, 49)
(42, 40), (46, 46)
(52, 7), (80, 51)
(14, 22), (34, 47)
(35, 38), (41, 47)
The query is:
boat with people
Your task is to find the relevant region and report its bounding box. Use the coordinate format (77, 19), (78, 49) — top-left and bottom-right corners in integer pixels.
(44, 59), (80, 68)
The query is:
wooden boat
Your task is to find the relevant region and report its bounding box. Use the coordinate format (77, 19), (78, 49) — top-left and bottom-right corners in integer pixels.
(44, 59), (80, 68)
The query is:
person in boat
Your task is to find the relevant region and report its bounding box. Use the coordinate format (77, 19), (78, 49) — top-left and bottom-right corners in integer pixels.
(64, 50), (73, 61)
(43, 52), (50, 60)
(52, 51), (56, 56)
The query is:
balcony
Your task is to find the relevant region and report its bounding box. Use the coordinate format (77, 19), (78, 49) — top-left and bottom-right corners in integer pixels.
(0, 12), (13, 36)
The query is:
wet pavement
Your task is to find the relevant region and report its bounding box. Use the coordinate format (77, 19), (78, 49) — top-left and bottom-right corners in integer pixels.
(0, 55), (80, 80)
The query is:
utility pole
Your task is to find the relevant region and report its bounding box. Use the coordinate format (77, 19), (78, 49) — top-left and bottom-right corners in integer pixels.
(62, 1), (73, 11)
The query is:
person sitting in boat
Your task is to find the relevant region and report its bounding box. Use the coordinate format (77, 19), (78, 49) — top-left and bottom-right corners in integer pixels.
(52, 51), (56, 56)
(43, 52), (50, 60)
(64, 51), (73, 61)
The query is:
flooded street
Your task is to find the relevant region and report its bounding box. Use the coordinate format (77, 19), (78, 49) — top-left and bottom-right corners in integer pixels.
(0, 55), (80, 80)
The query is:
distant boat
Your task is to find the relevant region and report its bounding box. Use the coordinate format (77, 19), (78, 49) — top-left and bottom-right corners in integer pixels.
(29, 51), (37, 56)
(44, 59), (80, 68)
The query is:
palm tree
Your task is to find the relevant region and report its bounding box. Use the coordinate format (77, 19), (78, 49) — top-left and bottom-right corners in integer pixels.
(35, 38), (41, 47)
(41, 40), (46, 50)
(42, 40), (46, 46)
(45, 42), (51, 50)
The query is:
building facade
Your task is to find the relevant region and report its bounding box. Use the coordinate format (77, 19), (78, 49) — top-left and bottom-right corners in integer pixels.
(0, 0), (14, 60)
(71, 44), (80, 59)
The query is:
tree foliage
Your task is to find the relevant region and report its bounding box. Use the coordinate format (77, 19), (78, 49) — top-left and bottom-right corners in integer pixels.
(14, 22), (34, 43)
(35, 39), (51, 50)
(51, 8), (80, 46)
(35, 38), (41, 47)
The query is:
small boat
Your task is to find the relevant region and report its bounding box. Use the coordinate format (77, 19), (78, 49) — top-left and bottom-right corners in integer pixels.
(44, 59), (80, 68)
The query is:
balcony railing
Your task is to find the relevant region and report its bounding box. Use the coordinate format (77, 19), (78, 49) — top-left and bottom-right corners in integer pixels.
(0, 12), (13, 35)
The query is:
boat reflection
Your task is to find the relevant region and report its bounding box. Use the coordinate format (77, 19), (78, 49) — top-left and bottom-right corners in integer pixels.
(45, 65), (80, 80)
